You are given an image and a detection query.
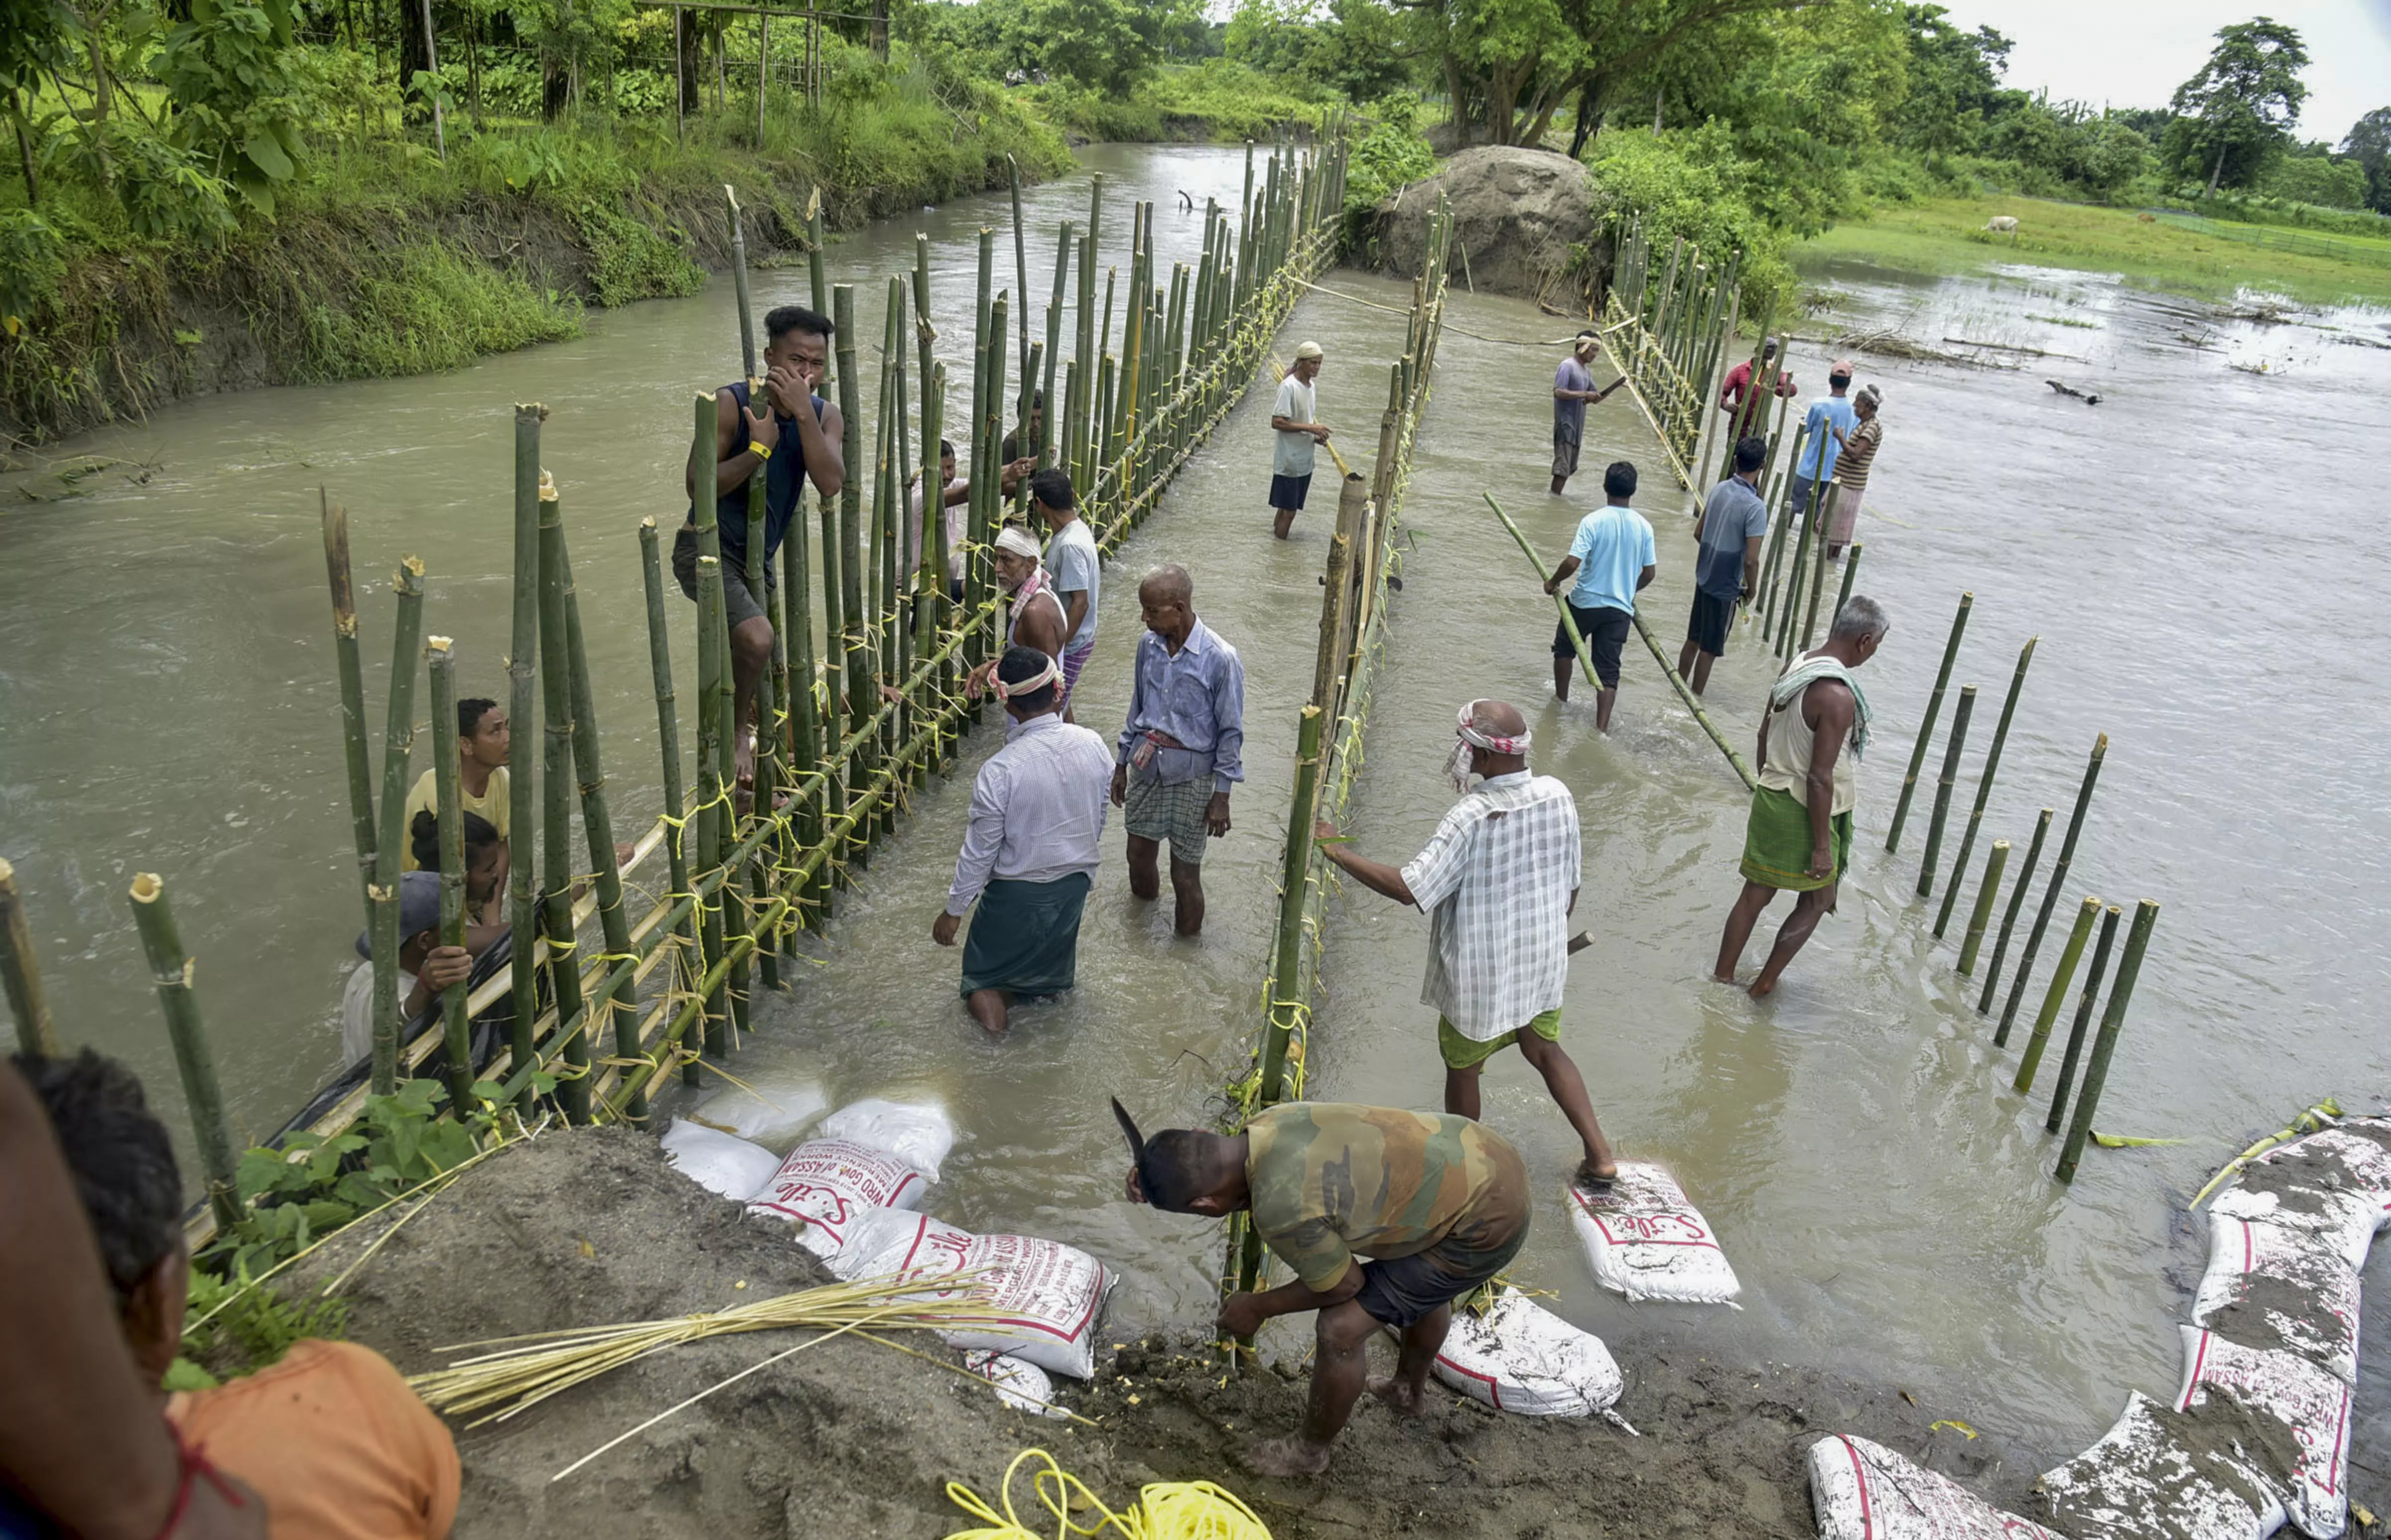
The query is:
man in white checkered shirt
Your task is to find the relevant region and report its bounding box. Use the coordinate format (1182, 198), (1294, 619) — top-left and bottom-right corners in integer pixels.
(1317, 699), (1619, 1187)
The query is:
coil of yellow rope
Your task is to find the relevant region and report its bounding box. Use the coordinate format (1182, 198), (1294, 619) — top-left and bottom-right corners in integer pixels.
(941, 1447), (1271, 1540)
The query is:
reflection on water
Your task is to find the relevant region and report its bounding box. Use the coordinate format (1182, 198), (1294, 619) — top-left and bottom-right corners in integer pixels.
(5, 156), (2390, 1467)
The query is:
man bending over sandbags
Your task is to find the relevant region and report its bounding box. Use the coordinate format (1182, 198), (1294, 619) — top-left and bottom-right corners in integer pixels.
(1114, 1098), (1528, 1477)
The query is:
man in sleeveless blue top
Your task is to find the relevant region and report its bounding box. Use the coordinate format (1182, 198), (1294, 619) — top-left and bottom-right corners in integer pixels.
(675, 304), (846, 796)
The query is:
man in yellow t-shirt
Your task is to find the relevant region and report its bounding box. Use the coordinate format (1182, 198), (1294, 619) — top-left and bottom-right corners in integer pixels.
(400, 696), (510, 872)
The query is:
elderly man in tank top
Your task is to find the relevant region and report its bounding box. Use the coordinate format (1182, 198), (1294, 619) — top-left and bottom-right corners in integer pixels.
(964, 525), (1069, 700)
(1715, 596), (1890, 998)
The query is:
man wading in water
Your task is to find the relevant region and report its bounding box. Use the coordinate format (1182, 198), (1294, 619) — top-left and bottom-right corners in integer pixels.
(933, 646), (1112, 1035)
(965, 525), (1068, 700)
(1716, 596), (1888, 997)
(1550, 330), (1624, 495)
(677, 305), (847, 802)
(1269, 341), (1330, 539)
(1113, 565), (1244, 936)
(1315, 701), (1619, 1189)
(1114, 1098), (1528, 1478)
(1541, 461), (1656, 731)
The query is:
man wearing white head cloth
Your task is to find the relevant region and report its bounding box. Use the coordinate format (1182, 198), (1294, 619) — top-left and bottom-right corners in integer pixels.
(1268, 340), (1330, 540)
(933, 645), (1114, 1034)
(1315, 701), (1619, 1188)
(965, 523), (1069, 701)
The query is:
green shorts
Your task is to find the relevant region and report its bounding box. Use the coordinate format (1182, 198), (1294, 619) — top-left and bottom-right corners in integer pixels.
(1438, 1009), (1561, 1070)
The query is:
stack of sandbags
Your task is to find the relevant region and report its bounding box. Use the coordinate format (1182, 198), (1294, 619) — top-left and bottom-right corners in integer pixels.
(744, 1099), (953, 1259)
(1808, 1434), (2061, 1540)
(689, 1076), (829, 1146)
(828, 1207), (1114, 1380)
(659, 1118), (785, 1201)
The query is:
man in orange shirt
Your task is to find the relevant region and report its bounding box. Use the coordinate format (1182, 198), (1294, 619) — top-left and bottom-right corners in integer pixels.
(16, 1049), (459, 1540)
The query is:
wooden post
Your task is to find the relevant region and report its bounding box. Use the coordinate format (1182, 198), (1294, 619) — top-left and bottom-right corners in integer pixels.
(506, 409), (542, 1107)
(368, 554), (426, 1098)
(426, 637), (474, 1110)
(1984, 808), (2053, 1031)
(1256, 704), (1326, 1109)
(1956, 839), (2009, 975)
(2056, 900), (2159, 1183)
(1885, 592), (1971, 852)
(1914, 685), (1976, 899)
(2044, 904), (2123, 1136)
(127, 874), (240, 1232)
(0, 859), (60, 1054)
(1996, 735), (2108, 1042)
(2013, 897), (2102, 1093)
(321, 494), (378, 922)
(1932, 637), (2036, 938)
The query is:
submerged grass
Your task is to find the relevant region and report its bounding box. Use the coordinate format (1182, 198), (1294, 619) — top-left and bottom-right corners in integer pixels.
(1802, 195), (2391, 307)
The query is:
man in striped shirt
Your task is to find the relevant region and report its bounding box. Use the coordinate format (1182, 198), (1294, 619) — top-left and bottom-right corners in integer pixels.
(1315, 700), (1619, 1188)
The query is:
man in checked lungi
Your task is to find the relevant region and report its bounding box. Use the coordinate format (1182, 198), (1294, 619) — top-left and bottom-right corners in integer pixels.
(1111, 565), (1245, 937)
(932, 646), (1114, 1035)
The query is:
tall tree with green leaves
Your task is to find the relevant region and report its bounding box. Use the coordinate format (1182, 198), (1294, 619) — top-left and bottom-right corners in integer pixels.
(2168, 15), (2308, 196)
(2343, 107), (2391, 214)
(1, 0), (78, 199)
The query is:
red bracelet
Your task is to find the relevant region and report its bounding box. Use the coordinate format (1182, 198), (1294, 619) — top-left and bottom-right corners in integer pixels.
(149, 1421), (247, 1540)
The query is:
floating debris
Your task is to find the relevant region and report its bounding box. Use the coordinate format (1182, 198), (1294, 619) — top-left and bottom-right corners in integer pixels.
(2046, 379), (2102, 405)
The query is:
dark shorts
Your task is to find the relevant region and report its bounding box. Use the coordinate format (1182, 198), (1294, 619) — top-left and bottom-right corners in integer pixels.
(1269, 472), (1312, 511)
(673, 524), (774, 631)
(1551, 423), (1582, 478)
(1554, 601), (1631, 688)
(1352, 1221), (1530, 1330)
(1687, 588), (1736, 656)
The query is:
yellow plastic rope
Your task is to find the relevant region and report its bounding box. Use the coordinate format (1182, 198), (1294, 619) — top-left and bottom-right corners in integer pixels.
(941, 1448), (1270, 1540)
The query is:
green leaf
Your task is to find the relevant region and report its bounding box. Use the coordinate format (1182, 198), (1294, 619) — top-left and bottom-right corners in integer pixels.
(163, 1357), (221, 1392)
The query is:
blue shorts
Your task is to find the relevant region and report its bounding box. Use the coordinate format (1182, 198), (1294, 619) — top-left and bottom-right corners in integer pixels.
(1269, 472), (1312, 511)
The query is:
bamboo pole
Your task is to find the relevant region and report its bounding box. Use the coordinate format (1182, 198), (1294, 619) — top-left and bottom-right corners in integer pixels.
(1257, 704), (1326, 1110)
(1798, 485), (1836, 649)
(128, 873), (240, 1233)
(1932, 636), (2036, 938)
(556, 510), (642, 1120)
(2043, 904), (2122, 1136)
(2013, 897), (2101, 1093)
(321, 494), (377, 922)
(427, 637), (474, 1110)
(0, 859), (60, 1054)
(2056, 899), (2159, 1183)
(369, 554), (426, 1098)
(507, 409), (543, 1109)
(693, 555), (732, 1062)
(1007, 154), (1031, 389)
(1955, 839), (2009, 975)
(1915, 685), (1976, 899)
(637, 520), (704, 1087)
(833, 284), (873, 866)
(1831, 541), (1862, 636)
(1984, 808), (2053, 1031)
(1885, 592), (1972, 852)
(1773, 469), (1821, 656)
(1996, 735), (2108, 1042)
(535, 486), (590, 1122)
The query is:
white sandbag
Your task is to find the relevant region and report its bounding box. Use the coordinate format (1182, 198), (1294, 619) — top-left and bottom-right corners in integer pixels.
(690, 1076), (829, 1148)
(1567, 1162), (1741, 1305)
(1424, 1286), (1623, 1419)
(2210, 1180), (2382, 1275)
(2035, 1391), (2287, 1540)
(819, 1098), (954, 1180)
(2247, 1131), (2391, 1226)
(2176, 1326), (2352, 1540)
(2194, 1211), (2362, 1385)
(659, 1119), (783, 1202)
(746, 1139), (929, 1259)
(962, 1350), (1069, 1420)
(828, 1208), (1113, 1379)
(1808, 1433), (2064, 1540)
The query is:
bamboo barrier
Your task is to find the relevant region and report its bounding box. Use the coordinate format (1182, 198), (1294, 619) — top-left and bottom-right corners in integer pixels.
(1931, 637), (2037, 938)
(427, 637), (474, 1111)
(1914, 684), (1977, 899)
(1886, 593), (1971, 853)
(2054, 899), (2159, 1183)
(1593, 227), (1746, 490)
(2042, 903), (2123, 1135)
(2013, 897), (2102, 1093)
(1995, 734), (2108, 1043)
(0, 858), (60, 1053)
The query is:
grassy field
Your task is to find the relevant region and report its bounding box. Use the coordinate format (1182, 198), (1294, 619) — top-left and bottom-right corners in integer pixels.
(1801, 194), (2391, 306)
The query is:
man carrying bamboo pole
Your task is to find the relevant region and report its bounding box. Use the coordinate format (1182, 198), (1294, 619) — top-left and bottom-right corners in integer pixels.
(1715, 596), (1888, 998)
(1541, 462), (1655, 732)
(1678, 435), (1771, 697)
(1550, 330), (1624, 496)
(1314, 701), (1618, 1189)
(15, 1048), (460, 1537)
(676, 304), (847, 798)
(932, 646), (1113, 1036)
(1269, 341), (1329, 540)
(1113, 565), (1244, 937)
(1115, 1097), (1528, 1478)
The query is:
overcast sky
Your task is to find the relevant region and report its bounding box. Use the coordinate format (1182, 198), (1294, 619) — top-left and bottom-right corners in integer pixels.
(1934, 0), (2391, 146)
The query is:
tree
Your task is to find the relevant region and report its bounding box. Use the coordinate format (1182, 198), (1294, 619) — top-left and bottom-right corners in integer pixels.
(2343, 107), (2391, 214)
(2168, 15), (2308, 196)
(1029, 0), (1180, 93)
(1893, 2), (2009, 168)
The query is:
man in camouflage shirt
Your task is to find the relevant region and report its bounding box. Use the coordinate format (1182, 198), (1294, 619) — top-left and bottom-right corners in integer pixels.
(1114, 1098), (1529, 1477)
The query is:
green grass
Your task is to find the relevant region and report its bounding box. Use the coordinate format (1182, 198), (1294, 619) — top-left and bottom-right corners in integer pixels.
(1800, 195), (2391, 307)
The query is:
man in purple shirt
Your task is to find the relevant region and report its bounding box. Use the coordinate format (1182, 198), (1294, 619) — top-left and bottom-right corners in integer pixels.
(1551, 330), (1624, 495)
(1111, 565), (1246, 937)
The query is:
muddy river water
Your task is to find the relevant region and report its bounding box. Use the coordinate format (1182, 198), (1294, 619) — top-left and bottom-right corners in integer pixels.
(5, 144), (2390, 1469)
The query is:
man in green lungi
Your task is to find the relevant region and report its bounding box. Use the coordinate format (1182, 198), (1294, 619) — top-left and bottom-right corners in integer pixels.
(933, 646), (1115, 1034)
(1715, 596), (1887, 997)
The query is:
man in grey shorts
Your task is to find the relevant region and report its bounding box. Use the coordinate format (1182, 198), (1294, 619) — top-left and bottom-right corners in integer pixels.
(1112, 565), (1244, 936)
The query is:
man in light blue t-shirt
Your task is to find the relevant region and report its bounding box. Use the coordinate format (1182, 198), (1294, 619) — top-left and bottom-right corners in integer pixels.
(1035, 468), (1100, 723)
(1787, 359), (1856, 531)
(1540, 461), (1656, 732)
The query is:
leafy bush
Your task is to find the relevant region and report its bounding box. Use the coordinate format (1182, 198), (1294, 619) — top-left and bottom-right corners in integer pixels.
(0, 211), (68, 335)
(1586, 125), (1791, 312)
(1340, 117), (1433, 246)
(576, 202), (704, 305)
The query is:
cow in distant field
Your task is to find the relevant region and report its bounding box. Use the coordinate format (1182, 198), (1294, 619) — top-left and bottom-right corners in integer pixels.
(1985, 215), (2020, 234)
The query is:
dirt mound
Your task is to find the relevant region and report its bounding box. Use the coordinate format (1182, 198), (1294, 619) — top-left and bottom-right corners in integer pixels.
(292, 1128), (2034, 1539)
(1369, 146), (1605, 313)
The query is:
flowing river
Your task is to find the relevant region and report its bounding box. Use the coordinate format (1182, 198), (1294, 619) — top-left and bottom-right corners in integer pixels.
(4, 143), (2389, 1470)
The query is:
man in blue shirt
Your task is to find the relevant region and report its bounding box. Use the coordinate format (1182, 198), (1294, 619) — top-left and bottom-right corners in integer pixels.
(1678, 435), (1771, 696)
(1786, 358), (1855, 534)
(1112, 564), (1245, 936)
(1540, 461), (1656, 732)
(1550, 331), (1624, 495)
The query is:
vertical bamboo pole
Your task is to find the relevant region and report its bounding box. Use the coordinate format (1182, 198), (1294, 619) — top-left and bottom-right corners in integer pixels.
(2044, 904), (2123, 1136)
(2013, 897), (2101, 1093)
(638, 520), (704, 1086)
(1933, 636), (2037, 938)
(368, 555), (426, 1098)
(1996, 735), (2109, 1042)
(1798, 485), (1836, 649)
(0, 861), (58, 1053)
(1985, 808), (2053, 1031)
(1885, 592), (1972, 852)
(833, 284), (872, 866)
(2056, 899), (2159, 1183)
(427, 637), (473, 1110)
(1831, 541), (1863, 633)
(557, 511), (641, 1117)
(1255, 705), (1325, 1113)
(1773, 472), (1823, 657)
(507, 409), (542, 1106)
(688, 394), (735, 1043)
(127, 874), (239, 1233)
(1042, 220), (1071, 468)
(1956, 840), (2009, 975)
(535, 487), (589, 1121)
(1008, 154), (1031, 388)
(321, 495), (377, 921)
(1915, 686), (1976, 899)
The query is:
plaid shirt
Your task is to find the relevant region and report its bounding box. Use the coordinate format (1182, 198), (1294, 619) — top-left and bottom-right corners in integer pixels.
(1399, 771), (1582, 1040)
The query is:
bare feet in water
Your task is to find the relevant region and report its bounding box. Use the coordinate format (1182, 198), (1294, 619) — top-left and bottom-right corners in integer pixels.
(1241, 1436), (1331, 1477)
(1367, 1375), (1426, 1418)
(1747, 975), (1780, 999)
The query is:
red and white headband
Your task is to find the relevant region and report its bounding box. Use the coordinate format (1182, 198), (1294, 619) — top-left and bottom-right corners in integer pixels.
(995, 654), (1061, 702)
(1456, 701), (1530, 756)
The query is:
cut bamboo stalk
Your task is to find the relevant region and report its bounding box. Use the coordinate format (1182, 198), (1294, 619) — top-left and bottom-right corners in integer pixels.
(2014, 896), (2101, 1092)
(1915, 685), (1976, 899)
(1984, 808), (2053, 1031)
(1831, 540), (1862, 634)
(507, 408), (544, 1106)
(637, 520), (703, 1086)
(2045, 904), (2123, 1135)
(369, 554), (427, 1098)
(321, 493), (377, 922)
(1955, 839), (2009, 975)
(1007, 154), (1031, 387)
(427, 637), (474, 1111)
(1996, 734), (2108, 1042)
(1885, 592), (1972, 853)
(2056, 899), (2159, 1183)
(128, 873), (240, 1234)
(1257, 704), (1325, 1110)
(556, 508), (642, 1119)
(833, 284), (873, 867)
(0, 859), (59, 1054)
(1798, 485), (1836, 649)
(1933, 636), (2036, 938)
(535, 487), (589, 1122)
(692, 554), (731, 1062)
(1773, 470), (1821, 657)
